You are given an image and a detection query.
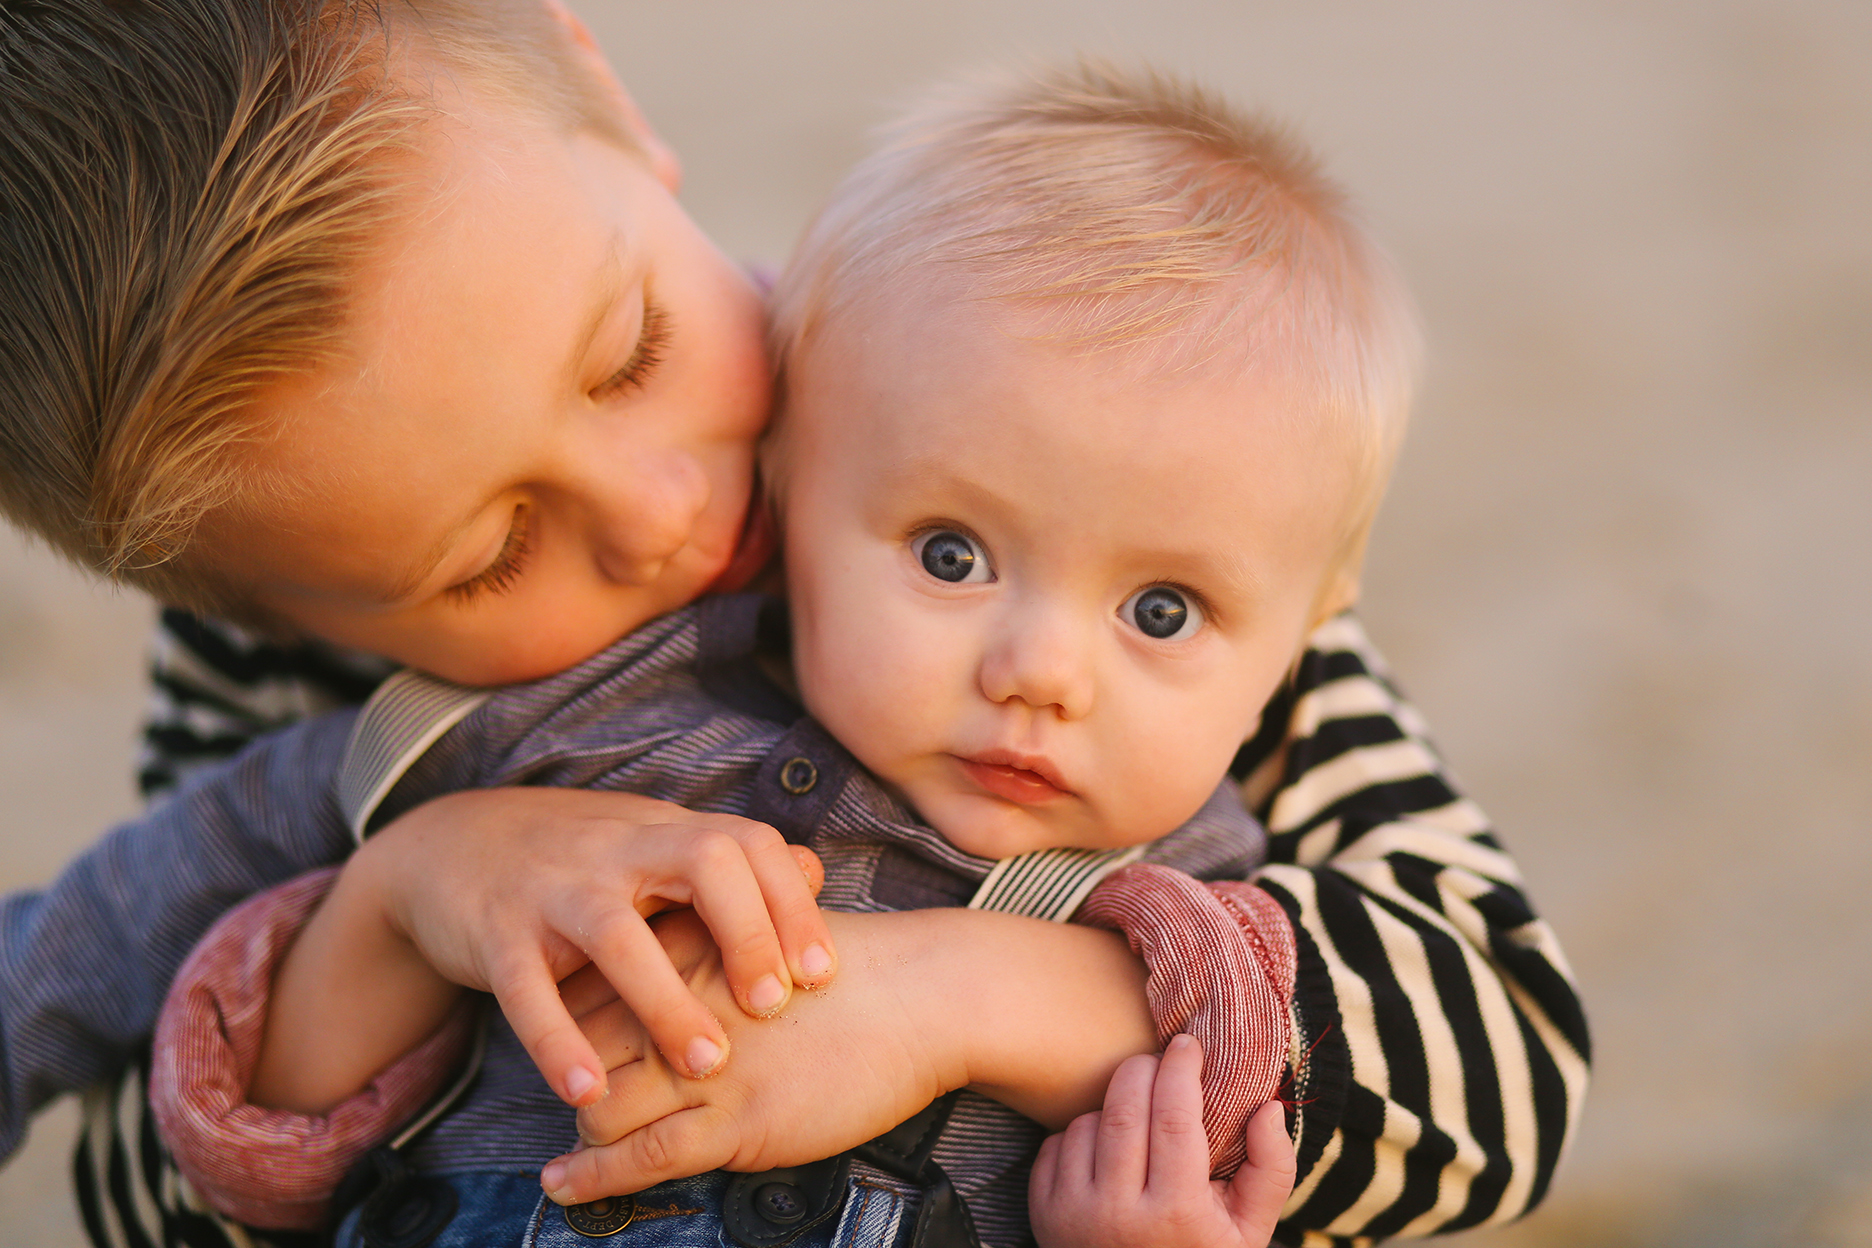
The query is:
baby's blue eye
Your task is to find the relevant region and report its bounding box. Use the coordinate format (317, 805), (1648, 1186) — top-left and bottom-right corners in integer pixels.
(1124, 586), (1204, 641)
(913, 529), (992, 584)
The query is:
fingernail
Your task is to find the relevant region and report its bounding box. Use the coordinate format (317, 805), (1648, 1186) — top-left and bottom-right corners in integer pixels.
(564, 1066), (597, 1103)
(686, 1035), (724, 1076)
(801, 944), (832, 977)
(1169, 1033), (1195, 1053)
(541, 1160), (568, 1198)
(749, 974), (786, 1013)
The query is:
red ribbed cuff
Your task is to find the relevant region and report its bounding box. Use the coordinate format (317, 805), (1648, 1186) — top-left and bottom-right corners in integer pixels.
(1078, 864), (1297, 1176)
(148, 869), (474, 1230)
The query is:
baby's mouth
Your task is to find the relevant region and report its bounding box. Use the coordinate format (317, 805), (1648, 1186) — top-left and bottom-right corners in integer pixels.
(956, 753), (1069, 804)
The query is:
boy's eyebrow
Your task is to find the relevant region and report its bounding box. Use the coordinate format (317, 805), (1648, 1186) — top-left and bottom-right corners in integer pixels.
(381, 505), (496, 604)
(566, 231), (632, 383)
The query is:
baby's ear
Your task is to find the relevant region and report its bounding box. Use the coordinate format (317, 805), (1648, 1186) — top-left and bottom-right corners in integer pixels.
(1310, 567), (1360, 630)
(540, 0), (683, 193)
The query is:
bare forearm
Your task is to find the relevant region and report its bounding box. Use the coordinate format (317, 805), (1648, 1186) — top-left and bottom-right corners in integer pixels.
(893, 908), (1156, 1128)
(249, 841), (464, 1113)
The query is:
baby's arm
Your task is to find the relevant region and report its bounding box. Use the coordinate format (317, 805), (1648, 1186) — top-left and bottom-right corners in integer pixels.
(1029, 1035), (1294, 1248)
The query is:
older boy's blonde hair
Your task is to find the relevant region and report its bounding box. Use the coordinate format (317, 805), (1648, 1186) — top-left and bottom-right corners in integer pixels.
(771, 61), (1421, 619)
(0, 0), (631, 618)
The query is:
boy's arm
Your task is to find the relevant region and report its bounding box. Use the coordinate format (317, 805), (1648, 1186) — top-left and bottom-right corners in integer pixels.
(148, 870), (475, 1231)
(0, 710), (359, 1161)
(139, 607), (389, 802)
(1114, 611), (1590, 1241)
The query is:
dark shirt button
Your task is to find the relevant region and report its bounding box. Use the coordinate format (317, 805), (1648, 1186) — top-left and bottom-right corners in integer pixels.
(564, 1194), (636, 1237)
(755, 1181), (809, 1225)
(779, 756), (818, 795)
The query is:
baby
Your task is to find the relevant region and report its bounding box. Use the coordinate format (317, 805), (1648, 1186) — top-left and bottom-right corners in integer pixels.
(151, 61), (1411, 1248)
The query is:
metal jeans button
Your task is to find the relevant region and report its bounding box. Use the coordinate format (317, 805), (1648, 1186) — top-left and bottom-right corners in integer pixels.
(564, 1194), (636, 1237)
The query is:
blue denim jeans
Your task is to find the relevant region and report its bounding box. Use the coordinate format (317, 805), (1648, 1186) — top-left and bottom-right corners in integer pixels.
(332, 1165), (923, 1248)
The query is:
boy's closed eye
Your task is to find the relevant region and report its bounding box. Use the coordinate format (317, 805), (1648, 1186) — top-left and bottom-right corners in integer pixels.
(445, 505), (533, 604)
(592, 297), (671, 401)
(441, 298), (675, 607)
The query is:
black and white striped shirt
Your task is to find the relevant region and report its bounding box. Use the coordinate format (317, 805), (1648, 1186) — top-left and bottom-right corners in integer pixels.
(11, 601), (1586, 1248)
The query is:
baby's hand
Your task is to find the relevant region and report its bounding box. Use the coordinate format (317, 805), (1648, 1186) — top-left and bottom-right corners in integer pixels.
(1028, 1034), (1295, 1248)
(539, 908), (957, 1204)
(360, 788), (834, 1106)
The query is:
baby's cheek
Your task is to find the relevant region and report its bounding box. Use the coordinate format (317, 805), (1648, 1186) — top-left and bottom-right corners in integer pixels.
(1105, 724), (1241, 840)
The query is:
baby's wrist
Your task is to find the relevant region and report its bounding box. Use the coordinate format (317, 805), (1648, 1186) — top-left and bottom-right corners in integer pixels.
(871, 908), (1153, 1126)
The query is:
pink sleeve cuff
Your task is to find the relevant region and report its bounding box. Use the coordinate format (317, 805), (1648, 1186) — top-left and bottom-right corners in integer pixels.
(1078, 864), (1298, 1177)
(148, 869), (476, 1231)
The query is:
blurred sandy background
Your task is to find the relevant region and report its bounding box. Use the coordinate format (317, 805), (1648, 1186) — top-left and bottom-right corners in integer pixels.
(2, 1), (1867, 1243)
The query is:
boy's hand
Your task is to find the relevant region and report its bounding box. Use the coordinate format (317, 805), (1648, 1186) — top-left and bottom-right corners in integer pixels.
(356, 788), (834, 1105)
(1029, 1035), (1296, 1248)
(539, 907), (957, 1203)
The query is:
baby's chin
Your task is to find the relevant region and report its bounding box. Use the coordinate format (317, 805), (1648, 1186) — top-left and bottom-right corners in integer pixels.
(910, 784), (1129, 862)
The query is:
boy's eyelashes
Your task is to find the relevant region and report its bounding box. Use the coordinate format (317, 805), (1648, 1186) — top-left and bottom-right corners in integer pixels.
(445, 505), (533, 604)
(591, 299), (671, 400)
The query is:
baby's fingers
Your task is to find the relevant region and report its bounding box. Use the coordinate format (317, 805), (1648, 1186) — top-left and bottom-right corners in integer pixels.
(542, 1106), (738, 1205)
(1146, 1034), (1213, 1198)
(1223, 1101), (1297, 1236)
(1092, 1052), (1159, 1195)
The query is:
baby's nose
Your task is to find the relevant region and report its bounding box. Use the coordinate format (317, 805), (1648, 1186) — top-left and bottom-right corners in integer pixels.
(978, 608), (1095, 720)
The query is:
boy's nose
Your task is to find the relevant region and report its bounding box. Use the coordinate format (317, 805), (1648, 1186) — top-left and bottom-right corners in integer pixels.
(977, 606), (1095, 721)
(594, 449), (711, 585)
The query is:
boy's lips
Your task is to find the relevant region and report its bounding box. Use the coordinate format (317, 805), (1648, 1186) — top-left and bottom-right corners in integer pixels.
(703, 500), (776, 595)
(956, 751), (1070, 805)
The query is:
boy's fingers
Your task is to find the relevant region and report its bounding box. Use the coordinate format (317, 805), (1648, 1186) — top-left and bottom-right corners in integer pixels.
(791, 844), (826, 897)
(679, 827), (799, 1017)
(488, 956), (607, 1107)
(545, 1106), (738, 1204)
(1224, 1100), (1298, 1233)
(740, 833), (836, 988)
(577, 908), (730, 1078)
(1146, 1034), (1213, 1197)
(1092, 1053), (1157, 1194)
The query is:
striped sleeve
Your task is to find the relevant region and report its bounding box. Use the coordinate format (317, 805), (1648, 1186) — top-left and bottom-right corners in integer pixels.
(139, 610), (391, 802)
(1243, 614), (1590, 1247)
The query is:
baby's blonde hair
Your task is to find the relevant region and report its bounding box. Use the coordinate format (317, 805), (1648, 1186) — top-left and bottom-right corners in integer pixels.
(0, 0), (631, 619)
(770, 61), (1421, 618)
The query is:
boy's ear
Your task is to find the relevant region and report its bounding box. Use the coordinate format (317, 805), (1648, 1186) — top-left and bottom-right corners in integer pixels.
(542, 0), (682, 193)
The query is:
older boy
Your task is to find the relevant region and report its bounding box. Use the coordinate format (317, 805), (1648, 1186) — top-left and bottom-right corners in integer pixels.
(0, 2), (1586, 1245)
(155, 61), (1567, 1248)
